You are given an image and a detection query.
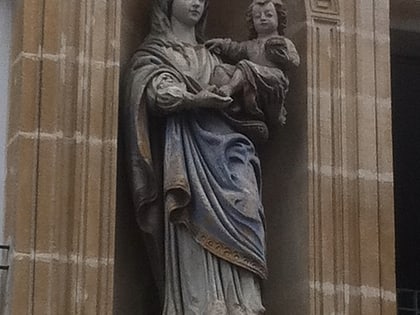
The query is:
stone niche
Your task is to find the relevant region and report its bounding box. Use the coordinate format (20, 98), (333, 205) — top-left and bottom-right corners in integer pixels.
(115, 0), (309, 314)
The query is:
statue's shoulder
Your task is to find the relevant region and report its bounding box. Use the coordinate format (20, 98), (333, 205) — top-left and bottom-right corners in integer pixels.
(128, 38), (169, 68)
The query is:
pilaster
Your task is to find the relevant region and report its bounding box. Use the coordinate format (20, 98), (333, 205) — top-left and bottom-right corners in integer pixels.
(306, 0), (396, 314)
(4, 0), (121, 314)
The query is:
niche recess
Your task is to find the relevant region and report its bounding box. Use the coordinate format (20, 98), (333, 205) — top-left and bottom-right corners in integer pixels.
(115, 1), (309, 313)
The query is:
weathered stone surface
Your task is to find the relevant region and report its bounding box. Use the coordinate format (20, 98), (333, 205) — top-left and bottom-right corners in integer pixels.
(2, 0), (398, 314)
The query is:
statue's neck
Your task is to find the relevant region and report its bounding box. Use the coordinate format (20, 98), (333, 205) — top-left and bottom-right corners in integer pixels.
(258, 31), (279, 40)
(171, 18), (197, 45)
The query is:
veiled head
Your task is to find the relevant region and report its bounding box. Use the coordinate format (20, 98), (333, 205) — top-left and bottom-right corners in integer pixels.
(149, 0), (210, 43)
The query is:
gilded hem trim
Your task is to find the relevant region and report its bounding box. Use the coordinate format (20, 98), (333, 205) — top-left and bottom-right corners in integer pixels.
(189, 226), (267, 279)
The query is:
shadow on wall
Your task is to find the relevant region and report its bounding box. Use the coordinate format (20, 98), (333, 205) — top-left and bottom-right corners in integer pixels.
(115, 2), (161, 314)
(114, 140), (161, 314)
(391, 29), (420, 293)
(115, 0), (309, 314)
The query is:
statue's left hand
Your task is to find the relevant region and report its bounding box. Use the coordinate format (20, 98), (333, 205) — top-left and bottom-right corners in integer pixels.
(184, 89), (233, 109)
(265, 36), (300, 69)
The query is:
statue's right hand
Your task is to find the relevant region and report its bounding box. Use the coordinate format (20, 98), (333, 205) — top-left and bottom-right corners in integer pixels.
(185, 90), (233, 109)
(205, 39), (226, 55)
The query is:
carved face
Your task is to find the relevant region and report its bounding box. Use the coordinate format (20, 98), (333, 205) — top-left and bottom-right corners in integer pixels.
(171, 0), (206, 27)
(252, 1), (279, 37)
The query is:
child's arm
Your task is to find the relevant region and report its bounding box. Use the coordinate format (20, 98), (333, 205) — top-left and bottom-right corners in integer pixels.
(265, 36), (300, 70)
(205, 38), (249, 63)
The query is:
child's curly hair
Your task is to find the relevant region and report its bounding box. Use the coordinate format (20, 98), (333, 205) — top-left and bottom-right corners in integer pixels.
(246, 0), (287, 39)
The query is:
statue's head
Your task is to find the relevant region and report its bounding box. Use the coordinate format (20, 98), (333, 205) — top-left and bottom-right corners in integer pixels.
(149, 0), (209, 43)
(246, 0), (287, 39)
(168, 0), (209, 27)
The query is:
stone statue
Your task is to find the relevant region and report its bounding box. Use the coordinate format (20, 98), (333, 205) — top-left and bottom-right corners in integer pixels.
(122, 0), (298, 313)
(206, 0), (299, 125)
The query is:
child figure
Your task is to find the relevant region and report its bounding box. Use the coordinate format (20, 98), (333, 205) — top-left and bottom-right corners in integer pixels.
(206, 0), (299, 125)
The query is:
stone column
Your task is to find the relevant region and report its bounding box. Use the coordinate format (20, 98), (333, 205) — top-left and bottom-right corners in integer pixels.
(305, 0), (396, 314)
(3, 0), (121, 314)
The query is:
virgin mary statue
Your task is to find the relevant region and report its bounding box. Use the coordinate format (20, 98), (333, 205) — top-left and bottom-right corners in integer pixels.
(122, 0), (287, 313)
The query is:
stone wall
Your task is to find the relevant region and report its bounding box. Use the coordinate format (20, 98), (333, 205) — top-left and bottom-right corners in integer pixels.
(2, 0), (397, 314)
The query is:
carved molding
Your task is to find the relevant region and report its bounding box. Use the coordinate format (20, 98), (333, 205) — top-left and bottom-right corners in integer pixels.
(307, 17), (345, 314)
(310, 0), (339, 15)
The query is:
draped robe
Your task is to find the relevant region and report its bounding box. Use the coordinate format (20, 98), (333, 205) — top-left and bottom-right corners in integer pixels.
(124, 40), (266, 314)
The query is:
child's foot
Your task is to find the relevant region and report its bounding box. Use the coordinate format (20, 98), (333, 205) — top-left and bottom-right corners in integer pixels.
(217, 85), (233, 98)
(206, 85), (218, 93)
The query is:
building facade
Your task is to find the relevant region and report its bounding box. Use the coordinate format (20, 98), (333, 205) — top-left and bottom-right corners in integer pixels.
(0, 0), (418, 314)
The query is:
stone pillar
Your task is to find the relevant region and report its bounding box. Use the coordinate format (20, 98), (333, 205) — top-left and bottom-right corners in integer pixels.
(3, 0), (120, 314)
(305, 0), (396, 314)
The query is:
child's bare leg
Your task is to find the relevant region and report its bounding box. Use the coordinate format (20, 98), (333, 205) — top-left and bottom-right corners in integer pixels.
(218, 68), (245, 97)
